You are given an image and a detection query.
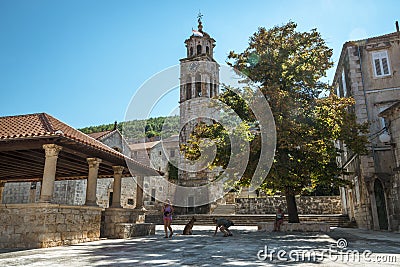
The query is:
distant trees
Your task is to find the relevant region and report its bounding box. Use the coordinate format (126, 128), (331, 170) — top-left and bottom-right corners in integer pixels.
(79, 116), (179, 141)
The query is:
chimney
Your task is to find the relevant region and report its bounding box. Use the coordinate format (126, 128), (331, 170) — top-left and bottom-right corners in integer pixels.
(396, 21), (399, 32)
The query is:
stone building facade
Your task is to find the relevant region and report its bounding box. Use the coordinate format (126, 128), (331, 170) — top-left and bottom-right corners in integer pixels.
(333, 29), (400, 231)
(129, 135), (179, 207)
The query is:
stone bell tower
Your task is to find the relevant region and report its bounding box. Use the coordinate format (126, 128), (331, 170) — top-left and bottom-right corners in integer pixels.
(177, 14), (220, 213)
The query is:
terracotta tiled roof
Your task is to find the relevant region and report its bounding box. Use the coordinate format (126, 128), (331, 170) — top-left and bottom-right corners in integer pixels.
(0, 113), (52, 139)
(87, 130), (114, 140)
(129, 141), (160, 151)
(349, 31), (399, 44)
(0, 113), (121, 155)
(0, 113), (162, 176)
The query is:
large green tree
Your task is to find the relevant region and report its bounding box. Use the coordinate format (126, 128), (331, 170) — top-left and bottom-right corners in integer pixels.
(182, 22), (368, 222)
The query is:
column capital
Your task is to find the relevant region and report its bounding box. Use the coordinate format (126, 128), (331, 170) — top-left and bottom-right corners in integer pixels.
(112, 166), (125, 175)
(87, 158), (102, 168)
(43, 144), (62, 157)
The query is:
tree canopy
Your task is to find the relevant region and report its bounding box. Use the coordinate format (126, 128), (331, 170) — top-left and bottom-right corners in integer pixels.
(183, 21), (368, 222)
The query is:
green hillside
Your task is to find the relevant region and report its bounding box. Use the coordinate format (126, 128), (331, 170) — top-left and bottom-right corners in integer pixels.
(79, 116), (180, 142)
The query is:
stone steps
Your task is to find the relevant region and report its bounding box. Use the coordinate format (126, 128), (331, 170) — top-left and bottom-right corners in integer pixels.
(145, 214), (355, 228)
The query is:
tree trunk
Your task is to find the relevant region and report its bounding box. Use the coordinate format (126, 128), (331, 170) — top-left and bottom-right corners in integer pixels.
(285, 194), (300, 223)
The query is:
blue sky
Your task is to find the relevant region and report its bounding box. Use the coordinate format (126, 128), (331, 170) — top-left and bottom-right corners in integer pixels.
(1, 0), (399, 128)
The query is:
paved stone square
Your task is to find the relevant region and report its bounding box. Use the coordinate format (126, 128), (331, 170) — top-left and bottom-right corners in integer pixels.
(0, 225), (399, 266)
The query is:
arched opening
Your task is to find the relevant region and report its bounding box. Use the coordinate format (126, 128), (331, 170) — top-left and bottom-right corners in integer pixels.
(209, 83), (213, 97)
(190, 47), (193, 56)
(197, 45), (202, 55)
(206, 46), (210, 54)
(195, 74), (201, 97)
(186, 77), (192, 100)
(374, 179), (388, 230)
(186, 84), (192, 100)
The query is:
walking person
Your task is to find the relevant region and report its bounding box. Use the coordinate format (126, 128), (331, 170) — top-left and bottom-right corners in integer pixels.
(162, 199), (174, 238)
(274, 208), (284, 231)
(213, 218), (234, 237)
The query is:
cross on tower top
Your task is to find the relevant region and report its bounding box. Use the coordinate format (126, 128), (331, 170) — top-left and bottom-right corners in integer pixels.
(197, 11), (203, 32)
(197, 11), (203, 24)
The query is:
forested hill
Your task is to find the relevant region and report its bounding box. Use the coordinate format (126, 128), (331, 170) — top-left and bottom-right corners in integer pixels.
(79, 116), (180, 142)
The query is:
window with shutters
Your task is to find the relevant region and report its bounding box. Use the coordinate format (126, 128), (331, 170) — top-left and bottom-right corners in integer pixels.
(371, 51), (391, 77)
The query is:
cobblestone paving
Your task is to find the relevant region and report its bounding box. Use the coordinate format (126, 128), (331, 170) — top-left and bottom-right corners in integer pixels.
(0, 226), (399, 266)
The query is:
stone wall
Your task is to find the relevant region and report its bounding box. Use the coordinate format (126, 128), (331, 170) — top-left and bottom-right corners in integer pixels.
(236, 196), (342, 215)
(53, 180), (86, 205)
(2, 178), (137, 209)
(2, 182), (33, 203)
(0, 203), (101, 249)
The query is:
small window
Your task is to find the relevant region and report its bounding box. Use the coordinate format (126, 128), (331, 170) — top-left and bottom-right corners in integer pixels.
(108, 192), (113, 207)
(354, 176), (360, 204)
(159, 151), (162, 156)
(30, 182), (37, 190)
(206, 46), (210, 54)
(196, 83), (202, 96)
(190, 47), (193, 56)
(195, 74), (201, 97)
(335, 85), (340, 97)
(341, 70), (347, 97)
(372, 51), (390, 77)
(127, 199), (134, 205)
(197, 45), (202, 55)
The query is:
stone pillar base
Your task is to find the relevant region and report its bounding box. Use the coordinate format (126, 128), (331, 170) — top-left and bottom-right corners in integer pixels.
(102, 208), (149, 238)
(115, 223), (155, 238)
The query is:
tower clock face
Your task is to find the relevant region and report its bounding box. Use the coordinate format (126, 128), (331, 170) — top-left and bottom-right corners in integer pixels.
(189, 62), (199, 72)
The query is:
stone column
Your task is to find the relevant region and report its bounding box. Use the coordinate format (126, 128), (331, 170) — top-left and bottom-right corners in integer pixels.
(39, 144), (62, 203)
(85, 158), (102, 206)
(0, 181), (5, 204)
(111, 166), (124, 208)
(135, 176), (146, 210)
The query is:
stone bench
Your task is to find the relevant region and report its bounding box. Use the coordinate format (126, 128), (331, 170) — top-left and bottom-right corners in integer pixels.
(114, 223), (156, 239)
(257, 222), (330, 232)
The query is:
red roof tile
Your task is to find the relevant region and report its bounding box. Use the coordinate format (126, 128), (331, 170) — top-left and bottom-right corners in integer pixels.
(87, 130), (113, 140)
